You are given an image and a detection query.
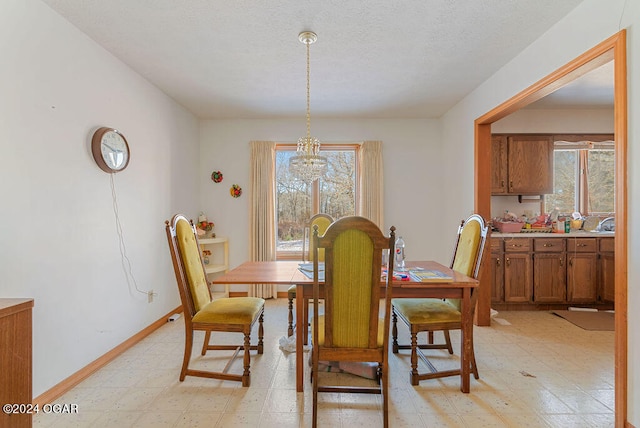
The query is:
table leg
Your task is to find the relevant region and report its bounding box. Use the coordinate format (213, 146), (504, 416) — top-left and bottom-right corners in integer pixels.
(296, 283), (304, 392)
(460, 287), (471, 393)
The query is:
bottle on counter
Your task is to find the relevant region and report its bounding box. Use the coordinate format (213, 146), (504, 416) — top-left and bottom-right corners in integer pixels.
(395, 236), (406, 271)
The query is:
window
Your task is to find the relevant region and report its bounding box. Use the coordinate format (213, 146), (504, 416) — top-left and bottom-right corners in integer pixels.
(544, 141), (614, 216)
(275, 144), (358, 259)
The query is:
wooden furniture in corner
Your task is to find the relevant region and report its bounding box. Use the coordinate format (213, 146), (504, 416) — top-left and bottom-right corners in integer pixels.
(198, 237), (229, 299)
(0, 298), (34, 428)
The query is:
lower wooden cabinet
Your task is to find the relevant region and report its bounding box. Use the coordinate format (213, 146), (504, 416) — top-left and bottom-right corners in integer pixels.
(533, 238), (566, 302)
(533, 253), (566, 302)
(491, 235), (614, 308)
(567, 238), (598, 303)
(599, 237), (615, 302)
(502, 238), (532, 303)
(491, 251), (504, 302)
(0, 299), (33, 428)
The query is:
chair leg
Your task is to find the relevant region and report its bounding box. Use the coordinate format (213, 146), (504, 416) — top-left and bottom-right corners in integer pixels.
(312, 357), (318, 428)
(443, 330), (454, 354)
(303, 298), (309, 345)
(409, 332), (419, 386)
(180, 327), (194, 382)
(391, 309), (399, 353)
(258, 312), (264, 354)
(382, 363), (389, 428)
(470, 333), (479, 379)
(242, 332), (251, 387)
(201, 330), (211, 355)
(287, 296), (294, 337)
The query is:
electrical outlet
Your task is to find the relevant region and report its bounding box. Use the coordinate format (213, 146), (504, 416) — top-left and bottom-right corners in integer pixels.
(148, 290), (154, 303)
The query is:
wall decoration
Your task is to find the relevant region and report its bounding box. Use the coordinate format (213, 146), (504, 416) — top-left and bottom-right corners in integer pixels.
(230, 184), (242, 198)
(211, 170), (223, 183)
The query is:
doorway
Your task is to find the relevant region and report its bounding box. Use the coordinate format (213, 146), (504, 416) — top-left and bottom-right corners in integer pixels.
(474, 31), (627, 425)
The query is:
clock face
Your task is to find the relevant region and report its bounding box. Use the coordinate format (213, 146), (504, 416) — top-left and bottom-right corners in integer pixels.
(91, 127), (130, 173)
(100, 131), (128, 170)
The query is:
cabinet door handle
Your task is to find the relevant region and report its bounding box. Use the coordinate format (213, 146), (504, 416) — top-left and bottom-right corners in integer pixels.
(577, 243), (587, 247)
(560, 258), (564, 267)
(543, 243), (553, 247)
(569, 258), (573, 267)
(506, 257), (510, 267)
(501, 180), (505, 187)
(496, 258), (501, 267)
(510, 244), (522, 248)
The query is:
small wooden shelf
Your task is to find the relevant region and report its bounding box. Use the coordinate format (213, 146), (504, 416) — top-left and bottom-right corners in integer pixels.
(199, 236), (229, 298)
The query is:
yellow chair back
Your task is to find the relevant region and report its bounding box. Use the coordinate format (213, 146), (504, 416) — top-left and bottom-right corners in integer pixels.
(307, 214), (333, 262)
(447, 215), (487, 310)
(175, 217), (211, 312)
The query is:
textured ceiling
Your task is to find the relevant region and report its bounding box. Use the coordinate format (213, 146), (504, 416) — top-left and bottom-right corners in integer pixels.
(41, 0), (599, 119)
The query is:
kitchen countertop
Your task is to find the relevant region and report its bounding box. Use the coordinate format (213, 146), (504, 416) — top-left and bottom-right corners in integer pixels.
(491, 230), (615, 238)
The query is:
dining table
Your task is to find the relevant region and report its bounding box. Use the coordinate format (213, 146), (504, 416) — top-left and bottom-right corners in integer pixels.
(211, 260), (478, 393)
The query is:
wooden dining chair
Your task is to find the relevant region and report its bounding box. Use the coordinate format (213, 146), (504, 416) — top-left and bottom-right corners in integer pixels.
(165, 214), (265, 387)
(310, 216), (395, 428)
(391, 214), (488, 385)
(287, 213), (334, 338)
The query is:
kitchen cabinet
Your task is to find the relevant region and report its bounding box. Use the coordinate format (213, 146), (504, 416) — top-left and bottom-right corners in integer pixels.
(491, 134), (554, 195)
(490, 238), (504, 303)
(0, 298), (33, 428)
(567, 238), (598, 303)
(199, 237), (229, 299)
(503, 238), (532, 303)
(533, 238), (566, 302)
(599, 237), (615, 303)
(491, 135), (508, 194)
(491, 234), (614, 309)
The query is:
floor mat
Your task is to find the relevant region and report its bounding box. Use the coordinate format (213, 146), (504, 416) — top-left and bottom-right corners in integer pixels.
(552, 310), (614, 331)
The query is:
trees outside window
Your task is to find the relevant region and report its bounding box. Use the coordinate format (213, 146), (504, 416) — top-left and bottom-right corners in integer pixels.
(275, 145), (358, 259)
(545, 146), (614, 216)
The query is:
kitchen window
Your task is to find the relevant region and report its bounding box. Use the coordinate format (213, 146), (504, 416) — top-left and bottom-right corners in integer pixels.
(544, 140), (615, 216)
(275, 144), (359, 259)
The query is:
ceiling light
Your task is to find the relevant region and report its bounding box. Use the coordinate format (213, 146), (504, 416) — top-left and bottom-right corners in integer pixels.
(289, 31), (327, 183)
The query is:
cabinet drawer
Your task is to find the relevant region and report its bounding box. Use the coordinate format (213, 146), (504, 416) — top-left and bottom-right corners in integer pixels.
(534, 238), (565, 252)
(504, 238), (531, 252)
(599, 237), (615, 253)
(490, 238), (503, 253)
(567, 238), (597, 252)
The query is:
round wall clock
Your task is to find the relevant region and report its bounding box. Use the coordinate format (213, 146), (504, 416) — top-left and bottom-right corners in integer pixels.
(91, 127), (130, 173)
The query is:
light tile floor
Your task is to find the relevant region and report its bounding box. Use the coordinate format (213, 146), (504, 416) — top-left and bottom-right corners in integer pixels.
(34, 299), (614, 427)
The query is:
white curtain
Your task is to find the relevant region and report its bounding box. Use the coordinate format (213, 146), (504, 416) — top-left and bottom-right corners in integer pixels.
(358, 141), (384, 228)
(249, 141), (278, 298)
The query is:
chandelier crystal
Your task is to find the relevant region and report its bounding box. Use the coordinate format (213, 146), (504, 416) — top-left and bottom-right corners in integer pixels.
(289, 31), (327, 183)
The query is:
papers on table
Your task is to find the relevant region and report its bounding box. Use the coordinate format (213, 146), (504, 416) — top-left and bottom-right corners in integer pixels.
(408, 269), (453, 283)
(298, 263), (324, 280)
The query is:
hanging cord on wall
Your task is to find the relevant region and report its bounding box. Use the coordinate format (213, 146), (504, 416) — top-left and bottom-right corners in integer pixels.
(110, 173), (150, 297)
(618, 0), (628, 30)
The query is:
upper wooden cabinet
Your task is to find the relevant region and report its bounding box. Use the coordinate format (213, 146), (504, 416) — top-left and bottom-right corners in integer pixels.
(491, 134), (554, 195)
(491, 135), (508, 194)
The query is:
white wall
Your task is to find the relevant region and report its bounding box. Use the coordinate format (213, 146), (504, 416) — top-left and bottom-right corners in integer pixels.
(198, 118), (450, 293)
(0, 0), (199, 396)
(441, 0), (639, 422)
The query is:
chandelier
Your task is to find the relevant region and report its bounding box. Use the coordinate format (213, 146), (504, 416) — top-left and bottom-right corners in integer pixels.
(289, 31), (328, 183)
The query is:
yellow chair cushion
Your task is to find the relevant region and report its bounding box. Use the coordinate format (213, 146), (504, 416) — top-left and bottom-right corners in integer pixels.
(192, 297), (264, 324)
(392, 298), (461, 324)
(287, 284), (297, 297)
(311, 315), (385, 347)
